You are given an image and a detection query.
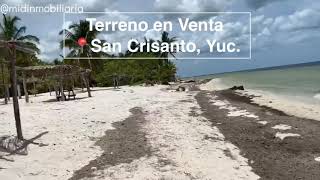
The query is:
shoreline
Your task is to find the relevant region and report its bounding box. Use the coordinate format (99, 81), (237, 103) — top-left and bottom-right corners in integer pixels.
(200, 78), (320, 121)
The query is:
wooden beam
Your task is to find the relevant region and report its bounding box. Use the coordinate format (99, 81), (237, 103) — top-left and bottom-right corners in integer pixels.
(22, 72), (29, 103)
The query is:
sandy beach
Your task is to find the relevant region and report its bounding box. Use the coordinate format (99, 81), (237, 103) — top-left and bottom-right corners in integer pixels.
(1, 82), (320, 179)
(0, 85), (259, 180)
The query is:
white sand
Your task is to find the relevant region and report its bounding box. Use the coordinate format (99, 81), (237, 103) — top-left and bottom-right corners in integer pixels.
(199, 78), (229, 91)
(0, 86), (259, 179)
(272, 124), (292, 130)
(275, 133), (301, 140)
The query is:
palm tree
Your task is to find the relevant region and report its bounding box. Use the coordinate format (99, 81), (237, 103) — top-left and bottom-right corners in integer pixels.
(60, 20), (105, 70)
(158, 31), (178, 62)
(0, 14), (39, 140)
(0, 15), (39, 51)
(125, 39), (139, 56)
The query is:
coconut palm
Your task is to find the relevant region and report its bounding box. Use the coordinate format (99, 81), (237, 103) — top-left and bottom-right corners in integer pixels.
(60, 20), (106, 70)
(0, 15), (39, 52)
(0, 15), (39, 66)
(0, 14), (39, 140)
(158, 31), (178, 62)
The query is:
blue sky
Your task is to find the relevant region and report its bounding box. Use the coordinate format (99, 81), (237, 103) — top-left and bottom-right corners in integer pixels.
(1, 0), (320, 77)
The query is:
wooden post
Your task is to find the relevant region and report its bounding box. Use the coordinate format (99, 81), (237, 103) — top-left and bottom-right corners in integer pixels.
(17, 84), (21, 99)
(3, 85), (8, 104)
(4, 84), (9, 104)
(81, 75), (84, 92)
(7, 85), (10, 101)
(22, 72), (29, 103)
(1, 62), (8, 104)
(9, 44), (23, 140)
(71, 75), (75, 90)
(82, 72), (91, 97)
(54, 85), (58, 97)
(49, 85), (52, 96)
(86, 73), (91, 97)
(59, 69), (65, 101)
(33, 81), (36, 97)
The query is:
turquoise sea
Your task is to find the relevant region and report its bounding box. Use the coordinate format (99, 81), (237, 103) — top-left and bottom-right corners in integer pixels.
(195, 63), (320, 104)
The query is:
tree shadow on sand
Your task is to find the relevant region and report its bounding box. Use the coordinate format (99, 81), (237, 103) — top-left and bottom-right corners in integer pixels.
(0, 131), (49, 160)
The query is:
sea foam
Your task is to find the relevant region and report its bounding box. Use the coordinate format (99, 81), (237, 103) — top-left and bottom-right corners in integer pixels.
(314, 93), (320, 100)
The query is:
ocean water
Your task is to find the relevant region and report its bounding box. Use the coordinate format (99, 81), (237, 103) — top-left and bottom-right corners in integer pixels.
(197, 64), (320, 104)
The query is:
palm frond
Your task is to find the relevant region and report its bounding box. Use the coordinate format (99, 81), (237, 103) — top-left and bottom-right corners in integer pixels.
(14, 26), (26, 39)
(16, 41), (40, 54)
(17, 35), (39, 43)
(11, 16), (21, 24)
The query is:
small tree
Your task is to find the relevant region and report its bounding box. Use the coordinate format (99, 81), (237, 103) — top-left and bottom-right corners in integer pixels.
(0, 14), (39, 140)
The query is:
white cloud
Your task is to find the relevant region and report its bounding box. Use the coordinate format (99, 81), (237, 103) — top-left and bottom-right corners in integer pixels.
(272, 9), (320, 32)
(37, 30), (61, 61)
(145, 29), (162, 41)
(245, 0), (283, 9)
(154, 0), (232, 12)
(154, 0), (233, 20)
(249, 8), (320, 50)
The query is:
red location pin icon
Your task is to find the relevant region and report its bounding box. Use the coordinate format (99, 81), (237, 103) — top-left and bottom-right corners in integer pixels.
(77, 37), (87, 47)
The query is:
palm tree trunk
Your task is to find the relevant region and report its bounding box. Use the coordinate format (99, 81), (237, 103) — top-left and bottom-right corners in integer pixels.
(88, 59), (92, 70)
(9, 44), (23, 140)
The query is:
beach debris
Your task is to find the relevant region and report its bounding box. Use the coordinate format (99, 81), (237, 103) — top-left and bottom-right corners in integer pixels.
(275, 133), (300, 140)
(230, 86), (245, 91)
(227, 109), (259, 119)
(257, 121), (268, 125)
(176, 86), (186, 92)
(0, 136), (28, 155)
(182, 80), (195, 83)
(172, 83), (197, 92)
(142, 80), (155, 87)
(315, 157), (320, 162)
(272, 124), (292, 130)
